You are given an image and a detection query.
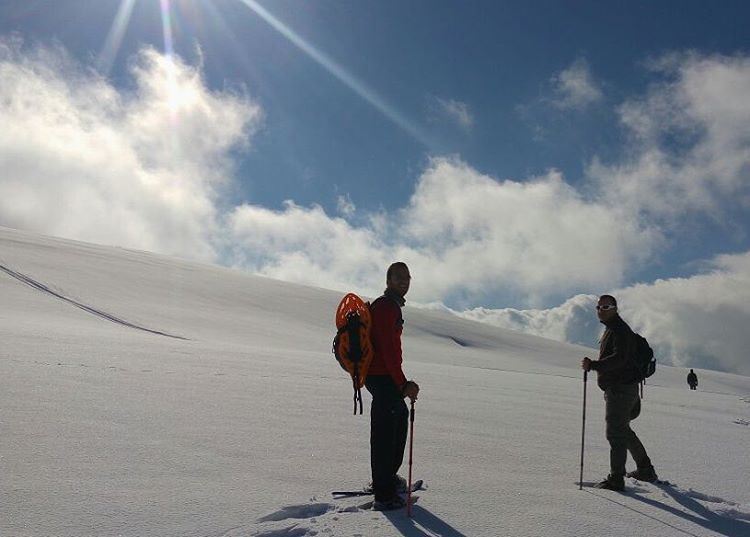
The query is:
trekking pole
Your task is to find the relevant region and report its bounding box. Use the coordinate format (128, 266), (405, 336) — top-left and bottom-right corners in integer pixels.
(579, 370), (587, 490)
(407, 399), (415, 517)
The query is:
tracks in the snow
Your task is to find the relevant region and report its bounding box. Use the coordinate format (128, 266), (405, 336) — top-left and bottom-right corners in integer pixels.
(0, 263), (188, 340)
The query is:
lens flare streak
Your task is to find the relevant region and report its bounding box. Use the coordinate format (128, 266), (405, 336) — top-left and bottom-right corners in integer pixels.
(160, 0), (176, 59)
(97, 0), (136, 75)
(236, 0), (431, 147)
(159, 0), (182, 115)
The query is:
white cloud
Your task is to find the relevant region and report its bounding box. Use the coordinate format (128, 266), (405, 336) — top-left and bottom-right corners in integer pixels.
(588, 53), (750, 223)
(458, 294), (599, 347)
(444, 53), (750, 374)
(616, 251), (750, 375)
(457, 251), (750, 375)
(399, 158), (658, 303)
(336, 194), (356, 217)
(0, 38), (262, 262)
(226, 200), (389, 295)
(225, 157), (660, 305)
(551, 58), (603, 110)
(431, 97), (474, 130)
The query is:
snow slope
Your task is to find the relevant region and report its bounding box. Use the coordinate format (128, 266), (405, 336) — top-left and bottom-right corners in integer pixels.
(1, 226), (749, 537)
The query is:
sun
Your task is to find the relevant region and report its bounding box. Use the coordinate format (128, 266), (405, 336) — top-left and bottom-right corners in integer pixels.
(97, 0), (430, 144)
(98, 0), (179, 76)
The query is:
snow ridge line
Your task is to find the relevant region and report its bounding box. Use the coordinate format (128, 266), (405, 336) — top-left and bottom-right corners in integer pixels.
(0, 263), (189, 340)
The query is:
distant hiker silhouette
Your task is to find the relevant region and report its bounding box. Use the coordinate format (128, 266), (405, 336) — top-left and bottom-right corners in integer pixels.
(581, 295), (658, 491)
(687, 369), (698, 390)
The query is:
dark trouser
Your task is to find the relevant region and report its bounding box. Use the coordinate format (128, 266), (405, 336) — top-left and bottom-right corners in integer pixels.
(604, 384), (652, 478)
(365, 375), (408, 502)
(690, 384), (697, 390)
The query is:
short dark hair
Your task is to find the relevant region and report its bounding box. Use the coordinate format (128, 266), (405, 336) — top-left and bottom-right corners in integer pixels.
(387, 261), (409, 280)
(599, 294), (617, 307)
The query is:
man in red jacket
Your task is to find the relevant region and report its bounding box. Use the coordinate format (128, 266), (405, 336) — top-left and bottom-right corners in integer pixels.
(366, 261), (420, 510)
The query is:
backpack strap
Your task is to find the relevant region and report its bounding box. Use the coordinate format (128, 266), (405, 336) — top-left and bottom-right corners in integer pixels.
(353, 372), (363, 415)
(345, 312), (364, 415)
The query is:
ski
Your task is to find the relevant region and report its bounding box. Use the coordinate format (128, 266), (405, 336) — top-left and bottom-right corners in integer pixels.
(332, 479), (424, 498)
(578, 478), (673, 489)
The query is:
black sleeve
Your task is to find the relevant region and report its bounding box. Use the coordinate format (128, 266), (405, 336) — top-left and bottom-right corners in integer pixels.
(592, 328), (633, 373)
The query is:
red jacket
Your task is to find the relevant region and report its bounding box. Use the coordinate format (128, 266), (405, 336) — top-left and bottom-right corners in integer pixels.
(368, 294), (407, 387)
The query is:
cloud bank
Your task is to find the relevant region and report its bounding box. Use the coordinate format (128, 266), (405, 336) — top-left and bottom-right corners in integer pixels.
(457, 251), (750, 376)
(226, 158), (658, 305)
(589, 53), (750, 223)
(0, 38), (262, 262)
(458, 294), (600, 348)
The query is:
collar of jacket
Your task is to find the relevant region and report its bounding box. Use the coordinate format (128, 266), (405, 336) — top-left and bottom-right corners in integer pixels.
(601, 315), (625, 329)
(383, 288), (406, 307)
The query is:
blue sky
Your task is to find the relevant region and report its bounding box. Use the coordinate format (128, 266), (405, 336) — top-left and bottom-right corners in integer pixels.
(2, 1), (750, 373)
(5, 1), (748, 213)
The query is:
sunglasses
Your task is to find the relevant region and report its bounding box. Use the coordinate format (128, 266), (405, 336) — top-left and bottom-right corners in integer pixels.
(596, 304), (617, 311)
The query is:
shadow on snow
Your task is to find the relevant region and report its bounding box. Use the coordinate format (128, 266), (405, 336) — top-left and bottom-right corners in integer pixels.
(383, 504), (468, 537)
(585, 482), (750, 537)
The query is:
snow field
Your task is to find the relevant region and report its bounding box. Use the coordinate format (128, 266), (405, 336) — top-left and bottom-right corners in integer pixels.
(1, 226), (749, 536)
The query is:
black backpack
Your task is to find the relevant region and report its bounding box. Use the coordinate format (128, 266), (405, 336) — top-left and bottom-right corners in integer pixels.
(632, 332), (656, 381)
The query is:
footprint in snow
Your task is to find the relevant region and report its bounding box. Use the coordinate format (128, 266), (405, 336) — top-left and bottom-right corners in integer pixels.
(253, 525), (314, 537)
(257, 503), (332, 523)
(733, 418), (750, 427)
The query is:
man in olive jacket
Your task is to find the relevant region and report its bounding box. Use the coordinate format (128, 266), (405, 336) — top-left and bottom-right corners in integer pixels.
(582, 295), (658, 491)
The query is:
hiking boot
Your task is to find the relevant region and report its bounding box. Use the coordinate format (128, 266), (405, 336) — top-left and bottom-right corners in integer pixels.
(372, 495), (407, 511)
(594, 475), (625, 491)
(626, 466), (658, 482)
(365, 475), (407, 495)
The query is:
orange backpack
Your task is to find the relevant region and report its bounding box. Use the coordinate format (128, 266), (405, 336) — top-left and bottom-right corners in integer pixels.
(332, 293), (374, 414)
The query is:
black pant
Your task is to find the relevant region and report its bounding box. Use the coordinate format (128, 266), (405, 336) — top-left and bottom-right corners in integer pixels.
(365, 375), (408, 502)
(604, 384), (652, 477)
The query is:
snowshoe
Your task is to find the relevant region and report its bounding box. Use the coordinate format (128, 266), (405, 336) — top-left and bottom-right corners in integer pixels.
(626, 466), (658, 482)
(372, 495), (406, 511)
(593, 474), (625, 491)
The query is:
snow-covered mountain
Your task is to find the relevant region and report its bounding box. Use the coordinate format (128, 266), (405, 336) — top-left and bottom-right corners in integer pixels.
(2, 226), (748, 537)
